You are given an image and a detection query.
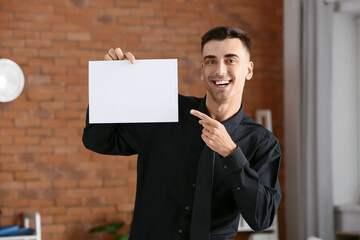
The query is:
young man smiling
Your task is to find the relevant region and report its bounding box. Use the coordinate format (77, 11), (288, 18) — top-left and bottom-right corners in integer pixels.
(83, 26), (281, 240)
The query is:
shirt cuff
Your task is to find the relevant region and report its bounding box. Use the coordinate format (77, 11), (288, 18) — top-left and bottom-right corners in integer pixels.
(221, 146), (248, 174)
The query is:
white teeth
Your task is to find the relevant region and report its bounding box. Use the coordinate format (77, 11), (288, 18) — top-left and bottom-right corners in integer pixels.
(215, 80), (230, 85)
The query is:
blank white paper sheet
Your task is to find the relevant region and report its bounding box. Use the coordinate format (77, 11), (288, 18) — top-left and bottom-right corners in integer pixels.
(88, 59), (178, 123)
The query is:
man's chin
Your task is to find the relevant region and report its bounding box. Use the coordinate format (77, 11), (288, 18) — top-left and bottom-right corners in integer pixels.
(207, 93), (232, 104)
(206, 90), (243, 104)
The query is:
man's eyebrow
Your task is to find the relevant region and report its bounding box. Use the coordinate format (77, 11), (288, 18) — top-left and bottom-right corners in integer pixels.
(203, 54), (239, 61)
(224, 53), (239, 58)
(203, 55), (217, 61)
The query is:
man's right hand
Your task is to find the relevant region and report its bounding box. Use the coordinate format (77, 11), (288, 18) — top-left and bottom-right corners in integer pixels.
(104, 47), (136, 64)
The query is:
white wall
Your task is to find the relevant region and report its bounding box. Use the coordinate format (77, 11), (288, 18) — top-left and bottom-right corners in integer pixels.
(332, 13), (359, 205)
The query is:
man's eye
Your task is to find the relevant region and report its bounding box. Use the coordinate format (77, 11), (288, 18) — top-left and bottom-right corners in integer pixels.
(226, 59), (236, 64)
(206, 60), (215, 64)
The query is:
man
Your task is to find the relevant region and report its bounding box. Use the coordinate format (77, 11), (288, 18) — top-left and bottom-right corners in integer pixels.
(83, 26), (281, 240)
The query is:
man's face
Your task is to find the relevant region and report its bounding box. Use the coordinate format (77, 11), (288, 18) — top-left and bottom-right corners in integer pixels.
(201, 38), (253, 104)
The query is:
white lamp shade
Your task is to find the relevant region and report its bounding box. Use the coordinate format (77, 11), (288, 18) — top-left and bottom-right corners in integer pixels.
(0, 59), (25, 102)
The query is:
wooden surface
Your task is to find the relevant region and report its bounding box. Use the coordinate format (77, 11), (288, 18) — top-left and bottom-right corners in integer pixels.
(230, 231), (273, 240)
(335, 232), (360, 240)
(230, 232), (253, 240)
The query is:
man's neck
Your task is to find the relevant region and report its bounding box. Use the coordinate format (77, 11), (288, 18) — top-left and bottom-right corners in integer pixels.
(205, 95), (241, 122)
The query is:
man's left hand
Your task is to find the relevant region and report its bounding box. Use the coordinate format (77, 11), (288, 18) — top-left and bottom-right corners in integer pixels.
(190, 109), (237, 157)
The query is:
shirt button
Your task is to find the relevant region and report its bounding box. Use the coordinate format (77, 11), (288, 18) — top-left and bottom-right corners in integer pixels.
(236, 186), (241, 191)
(185, 205), (189, 211)
(178, 229), (183, 234)
(192, 183), (196, 188)
(223, 165), (228, 170)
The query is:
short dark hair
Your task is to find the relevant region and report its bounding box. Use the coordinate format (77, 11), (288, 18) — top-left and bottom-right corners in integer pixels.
(201, 26), (252, 57)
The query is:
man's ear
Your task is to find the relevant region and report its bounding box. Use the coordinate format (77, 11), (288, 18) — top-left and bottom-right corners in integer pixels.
(246, 61), (254, 80)
(201, 63), (204, 81)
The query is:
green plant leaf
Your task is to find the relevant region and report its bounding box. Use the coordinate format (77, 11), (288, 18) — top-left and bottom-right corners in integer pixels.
(116, 233), (129, 240)
(89, 222), (124, 235)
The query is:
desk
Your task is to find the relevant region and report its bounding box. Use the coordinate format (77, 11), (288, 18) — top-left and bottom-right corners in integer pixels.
(335, 232), (360, 240)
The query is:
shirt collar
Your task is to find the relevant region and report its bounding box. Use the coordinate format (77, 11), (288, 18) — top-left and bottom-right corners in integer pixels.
(198, 96), (244, 135)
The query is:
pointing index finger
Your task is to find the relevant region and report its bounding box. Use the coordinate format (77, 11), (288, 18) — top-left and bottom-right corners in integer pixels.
(190, 109), (212, 121)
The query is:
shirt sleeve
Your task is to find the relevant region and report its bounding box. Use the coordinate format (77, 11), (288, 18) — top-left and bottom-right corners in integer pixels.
(82, 107), (138, 155)
(221, 140), (282, 231)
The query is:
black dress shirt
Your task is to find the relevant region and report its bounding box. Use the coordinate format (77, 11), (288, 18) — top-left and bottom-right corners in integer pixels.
(82, 94), (282, 240)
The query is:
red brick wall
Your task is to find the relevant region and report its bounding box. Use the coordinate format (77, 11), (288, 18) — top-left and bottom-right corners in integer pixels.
(0, 0), (284, 239)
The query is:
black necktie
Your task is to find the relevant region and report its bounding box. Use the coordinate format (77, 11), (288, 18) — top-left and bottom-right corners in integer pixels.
(189, 144), (215, 240)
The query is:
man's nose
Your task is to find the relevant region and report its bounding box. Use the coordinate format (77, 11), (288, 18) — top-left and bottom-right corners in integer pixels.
(215, 62), (227, 75)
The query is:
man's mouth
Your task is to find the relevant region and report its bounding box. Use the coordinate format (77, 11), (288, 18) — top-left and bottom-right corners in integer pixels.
(212, 80), (232, 88)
